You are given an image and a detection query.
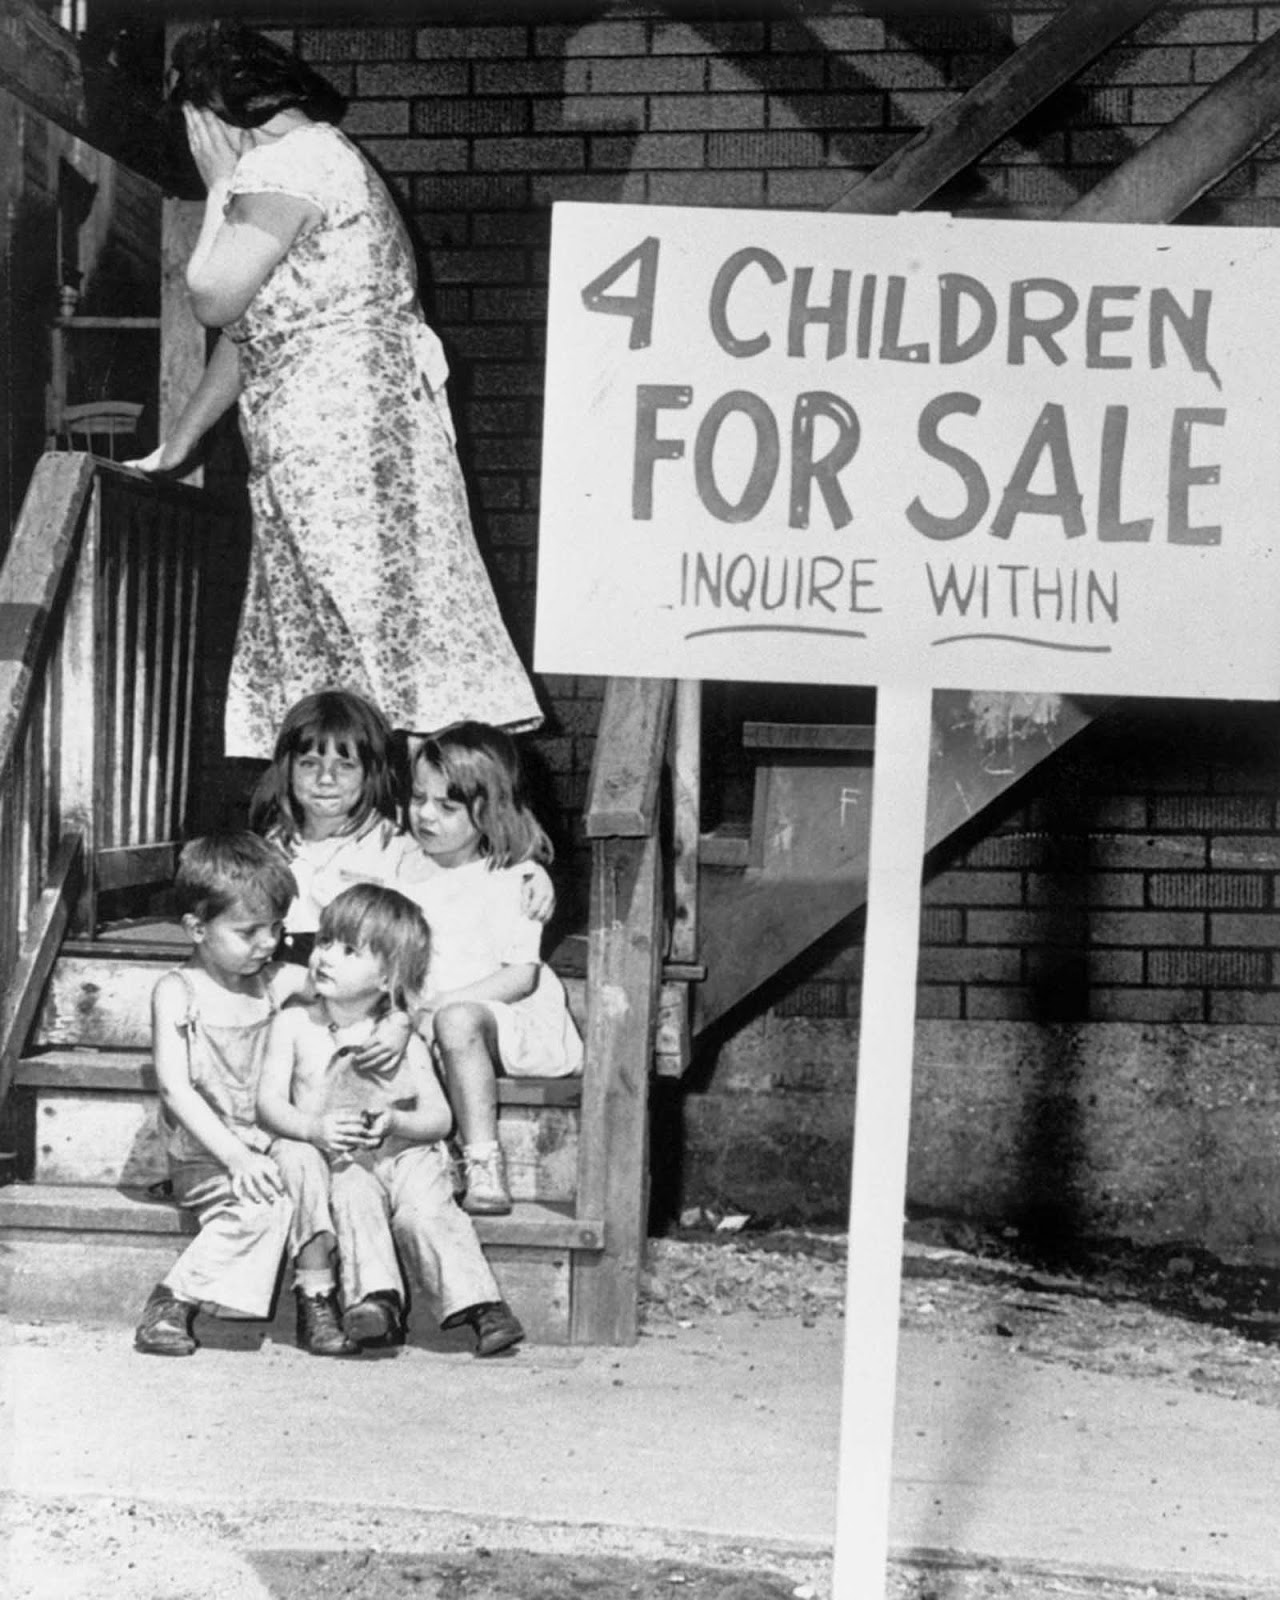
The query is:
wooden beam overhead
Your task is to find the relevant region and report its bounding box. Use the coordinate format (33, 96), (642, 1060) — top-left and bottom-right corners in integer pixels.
(827, 0), (1166, 216)
(1061, 27), (1280, 224)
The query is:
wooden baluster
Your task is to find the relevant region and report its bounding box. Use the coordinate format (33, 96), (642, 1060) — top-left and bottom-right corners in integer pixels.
(59, 474), (99, 935)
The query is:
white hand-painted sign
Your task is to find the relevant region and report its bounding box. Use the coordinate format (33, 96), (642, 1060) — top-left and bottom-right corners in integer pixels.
(536, 202), (1280, 698)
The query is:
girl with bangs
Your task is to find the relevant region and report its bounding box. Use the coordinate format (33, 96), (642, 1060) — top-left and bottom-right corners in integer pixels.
(258, 882), (524, 1358)
(399, 722), (583, 1218)
(251, 688), (553, 970)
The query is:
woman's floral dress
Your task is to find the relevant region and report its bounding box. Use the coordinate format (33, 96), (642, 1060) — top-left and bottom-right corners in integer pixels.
(221, 122), (541, 758)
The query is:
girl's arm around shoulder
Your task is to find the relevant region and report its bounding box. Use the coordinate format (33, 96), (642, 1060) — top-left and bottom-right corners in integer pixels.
(375, 1036), (453, 1147)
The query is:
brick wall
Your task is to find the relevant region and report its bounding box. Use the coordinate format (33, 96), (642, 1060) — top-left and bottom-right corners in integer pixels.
(273, 5), (1280, 1038)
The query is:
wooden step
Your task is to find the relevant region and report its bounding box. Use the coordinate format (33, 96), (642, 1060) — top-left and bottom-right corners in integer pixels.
(14, 1048), (582, 1105)
(9, 1048), (580, 1198)
(32, 952), (587, 1051)
(0, 1182), (603, 1251)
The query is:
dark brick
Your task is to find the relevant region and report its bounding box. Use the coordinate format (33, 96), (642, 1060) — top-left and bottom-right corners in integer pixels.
(413, 175), (529, 210)
(920, 907), (963, 945)
(565, 58), (705, 95)
(431, 248), (529, 286)
(342, 101), (410, 137)
(1210, 913), (1280, 948)
(781, 92), (886, 130)
(534, 21), (648, 58)
(470, 401), (534, 434)
(417, 26), (529, 59)
(471, 363), (545, 397)
(925, 870), (1023, 907)
(473, 61), (567, 96)
(1154, 795), (1273, 830)
(710, 56), (826, 93)
(1193, 43), (1255, 80)
(413, 98), (530, 136)
(1023, 949), (1144, 985)
(590, 134), (705, 170)
(1090, 911), (1204, 947)
(474, 476), (522, 510)
(770, 18), (885, 52)
(302, 27), (413, 62)
(534, 95), (645, 132)
(1081, 45), (1194, 86)
(965, 989), (1039, 1022)
(917, 985), (962, 1020)
(357, 62), (468, 97)
(1150, 872), (1268, 910)
(486, 512), (539, 546)
(708, 130), (824, 168)
(362, 139), (467, 173)
(1092, 989), (1207, 1024)
(473, 137), (586, 173)
(966, 909), (1087, 946)
(472, 211), (551, 246)
(531, 173), (644, 206)
(1134, 10), (1256, 44)
(1131, 86), (1205, 123)
(1024, 873), (1145, 909)
(1090, 834), (1207, 871)
(1149, 949), (1269, 988)
(1210, 837), (1280, 870)
(919, 947), (1023, 984)
(650, 172), (765, 207)
(444, 325), (528, 360)
(774, 981), (851, 1019)
(1210, 991), (1280, 1024)
(768, 167), (894, 209)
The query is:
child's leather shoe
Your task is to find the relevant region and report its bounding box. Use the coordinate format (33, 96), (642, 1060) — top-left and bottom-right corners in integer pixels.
(295, 1287), (357, 1356)
(460, 1144), (512, 1215)
(342, 1290), (405, 1350)
(443, 1299), (525, 1357)
(134, 1283), (197, 1356)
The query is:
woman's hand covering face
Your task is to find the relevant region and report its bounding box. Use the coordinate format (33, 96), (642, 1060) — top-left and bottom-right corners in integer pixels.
(184, 104), (244, 190)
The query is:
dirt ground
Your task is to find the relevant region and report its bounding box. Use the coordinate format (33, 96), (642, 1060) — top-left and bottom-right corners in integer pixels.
(8, 1220), (1277, 1600)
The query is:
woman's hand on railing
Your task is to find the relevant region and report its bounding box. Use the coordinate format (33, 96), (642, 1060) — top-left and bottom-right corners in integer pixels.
(122, 438), (192, 476)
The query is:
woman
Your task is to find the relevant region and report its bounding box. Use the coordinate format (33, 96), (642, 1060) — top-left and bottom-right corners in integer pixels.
(132, 24), (541, 758)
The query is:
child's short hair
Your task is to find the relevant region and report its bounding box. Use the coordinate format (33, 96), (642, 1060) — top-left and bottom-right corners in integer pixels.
(248, 688), (400, 845)
(175, 832), (297, 923)
(414, 721), (552, 871)
(318, 883), (430, 1008)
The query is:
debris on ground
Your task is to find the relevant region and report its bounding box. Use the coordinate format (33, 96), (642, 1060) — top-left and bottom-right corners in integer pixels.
(640, 1214), (1280, 1410)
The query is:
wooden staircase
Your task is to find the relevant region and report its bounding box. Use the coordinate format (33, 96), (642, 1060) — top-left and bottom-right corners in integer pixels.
(7, 4), (1280, 1345)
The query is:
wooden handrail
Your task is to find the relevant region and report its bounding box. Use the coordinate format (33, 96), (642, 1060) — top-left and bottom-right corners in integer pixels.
(0, 453), (223, 1108)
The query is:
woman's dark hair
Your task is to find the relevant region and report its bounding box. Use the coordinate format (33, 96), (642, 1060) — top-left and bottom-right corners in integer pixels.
(249, 689), (400, 847)
(168, 23), (346, 129)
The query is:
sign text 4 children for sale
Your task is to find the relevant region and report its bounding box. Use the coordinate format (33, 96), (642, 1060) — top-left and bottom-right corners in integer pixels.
(536, 202), (1280, 701)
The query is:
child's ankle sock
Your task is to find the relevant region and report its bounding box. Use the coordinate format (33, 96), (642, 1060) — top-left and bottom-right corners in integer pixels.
(295, 1266), (336, 1298)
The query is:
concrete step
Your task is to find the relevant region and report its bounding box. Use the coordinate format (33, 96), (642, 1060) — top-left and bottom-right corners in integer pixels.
(9, 1048), (581, 1200)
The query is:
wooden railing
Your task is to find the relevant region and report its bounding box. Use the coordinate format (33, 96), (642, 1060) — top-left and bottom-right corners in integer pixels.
(0, 452), (222, 1106)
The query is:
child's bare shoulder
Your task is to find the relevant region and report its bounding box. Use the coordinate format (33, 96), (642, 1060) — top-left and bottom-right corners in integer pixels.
(150, 965), (193, 1019)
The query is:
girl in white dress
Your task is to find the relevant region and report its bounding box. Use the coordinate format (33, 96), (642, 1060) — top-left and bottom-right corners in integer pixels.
(399, 723), (583, 1216)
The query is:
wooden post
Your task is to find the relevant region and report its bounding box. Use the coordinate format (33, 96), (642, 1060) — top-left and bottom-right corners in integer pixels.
(571, 828), (663, 1344)
(829, 0), (1164, 216)
(669, 678), (701, 966)
(833, 684), (934, 1598)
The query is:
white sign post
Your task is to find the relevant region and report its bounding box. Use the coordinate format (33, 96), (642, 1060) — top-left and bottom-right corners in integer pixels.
(535, 201), (1280, 1595)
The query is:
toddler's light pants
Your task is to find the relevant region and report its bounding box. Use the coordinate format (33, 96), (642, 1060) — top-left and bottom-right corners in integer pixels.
(163, 1158), (293, 1318)
(271, 1138), (500, 1323)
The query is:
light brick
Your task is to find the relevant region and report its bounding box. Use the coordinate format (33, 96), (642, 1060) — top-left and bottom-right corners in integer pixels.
(710, 56), (825, 93)
(650, 93), (766, 131)
(1090, 911), (1204, 947)
(564, 58), (705, 95)
(1149, 872), (1267, 910)
(652, 22), (766, 55)
(649, 172), (765, 207)
(535, 21), (649, 58)
(589, 133), (705, 171)
(1210, 912), (1280, 947)
(1092, 989), (1207, 1024)
(708, 130), (824, 168)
